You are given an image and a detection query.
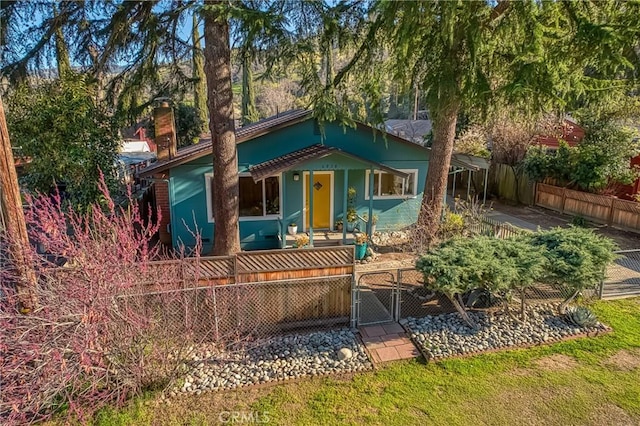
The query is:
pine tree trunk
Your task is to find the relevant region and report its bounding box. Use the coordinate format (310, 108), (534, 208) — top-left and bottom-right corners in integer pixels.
(192, 12), (208, 133)
(53, 4), (71, 78)
(0, 98), (37, 312)
(241, 52), (257, 125)
(203, 1), (240, 256)
(417, 102), (460, 232)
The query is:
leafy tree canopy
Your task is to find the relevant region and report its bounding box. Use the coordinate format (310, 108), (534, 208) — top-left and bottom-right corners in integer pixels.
(5, 73), (120, 208)
(523, 119), (640, 193)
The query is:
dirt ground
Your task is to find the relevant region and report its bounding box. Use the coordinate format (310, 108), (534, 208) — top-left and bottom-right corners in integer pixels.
(603, 349), (640, 372)
(489, 201), (640, 250)
(362, 201), (640, 271)
(533, 354), (578, 371)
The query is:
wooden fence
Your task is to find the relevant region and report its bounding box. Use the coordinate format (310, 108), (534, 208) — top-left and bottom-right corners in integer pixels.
(490, 163), (535, 205)
(139, 246), (355, 335)
(535, 183), (640, 232)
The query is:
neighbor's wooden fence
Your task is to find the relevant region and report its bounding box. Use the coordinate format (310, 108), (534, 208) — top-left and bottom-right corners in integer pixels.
(535, 183), (640, 232)
(490, 163), (535, 205)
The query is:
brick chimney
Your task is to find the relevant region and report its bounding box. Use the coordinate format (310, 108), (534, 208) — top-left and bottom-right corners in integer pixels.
(154, 100), (177, 160)
(153, 172), (172, 246)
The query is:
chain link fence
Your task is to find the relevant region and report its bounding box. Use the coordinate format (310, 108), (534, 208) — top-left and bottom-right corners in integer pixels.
(123, 275), (353, 348)
(356, 272), (396, 326)
(355, 267), (586, 325)
(600, 249), (640, 299)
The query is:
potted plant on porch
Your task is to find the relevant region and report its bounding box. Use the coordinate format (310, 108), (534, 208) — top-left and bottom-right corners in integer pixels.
(294, 234), (309, 248)
(354, 232), (368, 260)
(335, 218), (343, 232)
(346, 187), (358, 232)
(288, 222), (298, 236)
(346, 208), (358, 232)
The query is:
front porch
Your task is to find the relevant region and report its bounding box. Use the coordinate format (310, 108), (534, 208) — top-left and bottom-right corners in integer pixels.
(248, 144), (412, 248)
(283, 230), (358, 248)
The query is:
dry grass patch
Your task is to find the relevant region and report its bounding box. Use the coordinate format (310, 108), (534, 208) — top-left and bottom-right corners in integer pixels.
(533, 354), (578, 371)
(588, 403), (637, 426)
(460, 385), (579, 426)
(604, 349), (640, 372)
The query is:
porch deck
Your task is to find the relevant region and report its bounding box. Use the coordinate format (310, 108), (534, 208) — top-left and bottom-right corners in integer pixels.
(285, 230), (357, 247)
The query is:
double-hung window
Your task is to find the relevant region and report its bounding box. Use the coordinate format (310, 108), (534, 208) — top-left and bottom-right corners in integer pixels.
(206, 173), (281, 221)
(365, 169), (418, 199)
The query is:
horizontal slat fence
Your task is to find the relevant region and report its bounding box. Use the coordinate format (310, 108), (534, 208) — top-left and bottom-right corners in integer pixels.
(536, 183), (640, 232)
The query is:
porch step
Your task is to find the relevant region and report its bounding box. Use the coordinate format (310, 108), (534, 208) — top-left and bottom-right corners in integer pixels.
(312, 239), (344, 247)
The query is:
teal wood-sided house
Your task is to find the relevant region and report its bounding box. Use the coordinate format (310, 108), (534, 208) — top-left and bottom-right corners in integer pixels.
(140, 109), (432, 252)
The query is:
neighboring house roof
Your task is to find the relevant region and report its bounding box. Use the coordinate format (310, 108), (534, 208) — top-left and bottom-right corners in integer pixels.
(118, 151), (156, 167)
(534, 118), (585, 148)
(120, 140), (151, 153)
(384, 119), (432, 144)
(139, 109), (431, 177)
(248, 144), (410, 182)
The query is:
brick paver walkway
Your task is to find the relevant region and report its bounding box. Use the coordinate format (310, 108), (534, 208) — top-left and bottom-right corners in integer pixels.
(359, 322), (420, 364)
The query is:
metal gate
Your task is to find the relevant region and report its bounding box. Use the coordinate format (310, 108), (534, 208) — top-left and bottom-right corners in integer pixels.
(354, 268), (458, 327)
(356, 272), (399, 326)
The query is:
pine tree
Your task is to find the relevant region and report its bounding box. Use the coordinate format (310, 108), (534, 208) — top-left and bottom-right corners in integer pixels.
(203, 0), (241, 255)
(192, 11), (208, 133)
(336, 0), (640, 234)
(52, 3), (71, 78)
(241, 50), (259, 125)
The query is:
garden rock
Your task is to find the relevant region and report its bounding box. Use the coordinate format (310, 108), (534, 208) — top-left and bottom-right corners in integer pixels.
(404, 304), (607, 361)
(337, 348), (353, 360)
(171, 329), (372, 396)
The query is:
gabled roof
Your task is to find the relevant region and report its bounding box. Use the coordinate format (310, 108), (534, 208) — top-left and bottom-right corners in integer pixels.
(249, 144), (410, 182)
(139, 109), (312, 177)
(139, 109), (432, 177)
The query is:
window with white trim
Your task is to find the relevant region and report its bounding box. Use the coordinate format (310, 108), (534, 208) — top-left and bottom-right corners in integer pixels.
(205, 173), (280, 222)
(365, 169), (418, 199)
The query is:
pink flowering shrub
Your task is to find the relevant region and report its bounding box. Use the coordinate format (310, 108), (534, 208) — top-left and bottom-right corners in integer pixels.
(0, 173), (203, 424)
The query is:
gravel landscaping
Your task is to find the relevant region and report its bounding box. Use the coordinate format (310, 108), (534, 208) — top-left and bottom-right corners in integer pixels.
(171, 328), (372, 396)
(402, 304), (609, 360)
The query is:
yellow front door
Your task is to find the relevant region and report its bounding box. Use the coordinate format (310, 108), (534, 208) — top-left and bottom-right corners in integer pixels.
(304, 172), (332, 230)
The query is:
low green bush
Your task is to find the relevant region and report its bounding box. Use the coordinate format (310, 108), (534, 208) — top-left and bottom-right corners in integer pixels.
(526, 226), (618, 312)
(416, 236), (546, 327)
(416, 227), (617, 325)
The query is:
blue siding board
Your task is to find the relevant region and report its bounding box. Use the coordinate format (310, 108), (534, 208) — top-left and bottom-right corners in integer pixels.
(168, 119), (430, 251)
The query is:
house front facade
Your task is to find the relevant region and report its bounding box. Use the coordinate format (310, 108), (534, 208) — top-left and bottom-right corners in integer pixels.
(140, 109), (432, 252)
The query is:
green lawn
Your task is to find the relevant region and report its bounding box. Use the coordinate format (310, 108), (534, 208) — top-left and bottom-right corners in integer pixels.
(93, 299), (640, 426)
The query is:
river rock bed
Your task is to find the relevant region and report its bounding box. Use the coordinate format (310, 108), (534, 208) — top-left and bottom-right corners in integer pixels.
(402, 304), (608, 360)
(172, 328), (372, 395)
